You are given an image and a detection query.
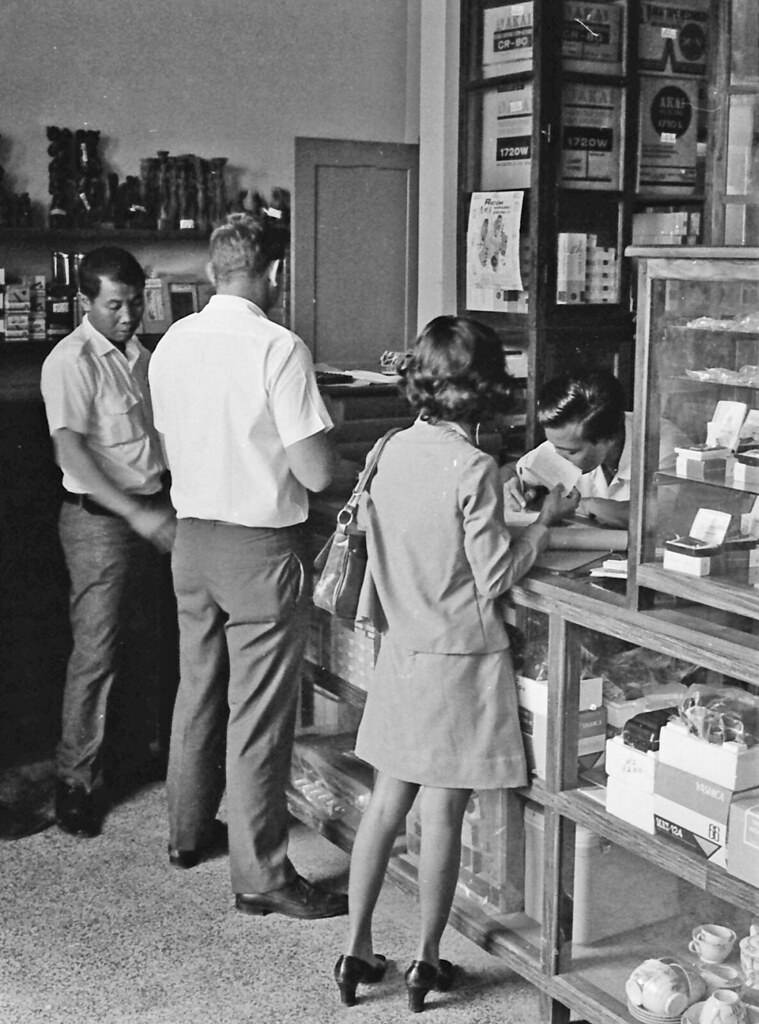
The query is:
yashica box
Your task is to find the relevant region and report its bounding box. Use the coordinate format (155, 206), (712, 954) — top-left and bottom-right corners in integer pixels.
(605, 735), (657, 793)
(606, 775), (656, 833)
(658, 719), (759, 791)
(726, 788), (759, 887)
(653, 761), (737, 867)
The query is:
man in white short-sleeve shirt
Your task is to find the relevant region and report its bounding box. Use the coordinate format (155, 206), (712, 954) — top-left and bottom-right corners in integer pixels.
(40, 246), (175, 839)
(149, 212), (347, 920)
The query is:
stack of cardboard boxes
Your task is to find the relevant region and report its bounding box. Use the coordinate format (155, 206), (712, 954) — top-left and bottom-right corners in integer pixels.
(653, 719), (759, 875)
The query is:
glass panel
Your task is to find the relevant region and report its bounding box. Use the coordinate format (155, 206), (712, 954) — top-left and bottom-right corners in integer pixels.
(560, 836), (757, 1017)
(731, 2), (759, 87)
(726, 95), (759, 197)
(557, 624), (758, 1015)
(639, 265), (759, 631)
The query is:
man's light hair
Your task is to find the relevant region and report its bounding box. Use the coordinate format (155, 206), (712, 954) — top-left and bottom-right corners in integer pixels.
(208, 213), (269, 282)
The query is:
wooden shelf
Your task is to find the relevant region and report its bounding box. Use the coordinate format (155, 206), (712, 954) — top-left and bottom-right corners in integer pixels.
(637, 562), (759, 627)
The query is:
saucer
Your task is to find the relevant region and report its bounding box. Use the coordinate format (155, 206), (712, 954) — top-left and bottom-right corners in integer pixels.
(627, 1000), (685, 1024)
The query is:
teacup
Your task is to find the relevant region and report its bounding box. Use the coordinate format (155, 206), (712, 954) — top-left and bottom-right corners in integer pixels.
(690, 925), (738, 964)
(740, 935), (759, 988)
(699, 989), (748, 1024)
(625, 957), (703, 1018)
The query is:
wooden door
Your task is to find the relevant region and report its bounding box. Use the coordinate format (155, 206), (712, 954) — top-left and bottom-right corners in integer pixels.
(293, 137), (419, 370)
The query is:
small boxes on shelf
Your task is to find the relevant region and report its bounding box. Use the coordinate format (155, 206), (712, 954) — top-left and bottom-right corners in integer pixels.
(662, 508), (732, 577)
(733, 450), (759, 488)
(674, 444), (729, 482)
(726, 789), (759, 887)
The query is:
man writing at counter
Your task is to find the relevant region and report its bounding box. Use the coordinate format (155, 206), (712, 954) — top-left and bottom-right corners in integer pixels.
(149, 211), (348, 920)
(505, 370), (689, 530)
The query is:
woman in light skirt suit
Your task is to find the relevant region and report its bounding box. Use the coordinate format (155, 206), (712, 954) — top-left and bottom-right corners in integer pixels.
(333, 316), (575, 1012)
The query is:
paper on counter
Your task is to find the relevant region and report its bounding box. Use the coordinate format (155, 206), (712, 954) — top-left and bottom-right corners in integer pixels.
(516, 441), (582, 493)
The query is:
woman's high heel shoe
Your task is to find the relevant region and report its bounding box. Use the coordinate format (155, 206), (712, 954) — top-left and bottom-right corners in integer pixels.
(334, 953), (387, 1007)
(404, 959), (455, 1013)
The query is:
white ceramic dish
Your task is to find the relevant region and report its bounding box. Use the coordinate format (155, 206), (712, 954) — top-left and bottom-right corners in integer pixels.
(627, 1000), (684, 1024)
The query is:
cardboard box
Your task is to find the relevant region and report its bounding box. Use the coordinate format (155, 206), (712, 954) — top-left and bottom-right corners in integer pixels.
(517, 673), (603, 714)
(562, 0), (623, 74)
(658, 720), (759, 792)
(606, 774), (656, 834)
(482, 2), (534, 78)
(638, 0), (710, 76)
(726, 788), (759, 887)
(605, 736), (657, 793)
(560, 83), (623, 190)
(480, 81), (533, 190)
(524, 803), (679, 942)
(675, 454), (727, 481)
(653, 761), (736, 866)
(519, 704), (606, 780)
(637, 75), (699, 195)
(662, 548), (712, 575)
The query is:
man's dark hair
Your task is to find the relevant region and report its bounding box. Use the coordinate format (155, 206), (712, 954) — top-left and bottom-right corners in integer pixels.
(537, 370), (626, 444)
(401, 315), (512, 423)
(77, 246), (146, 299)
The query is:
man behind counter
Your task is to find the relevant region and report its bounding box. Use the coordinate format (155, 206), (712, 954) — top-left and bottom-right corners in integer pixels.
(506, 370), (689, 529)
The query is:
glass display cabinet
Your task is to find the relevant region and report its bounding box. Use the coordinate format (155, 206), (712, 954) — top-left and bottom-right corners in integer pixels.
(627, 247), (759, 650)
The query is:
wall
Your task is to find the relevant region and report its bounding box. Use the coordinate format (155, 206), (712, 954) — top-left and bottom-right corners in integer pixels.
(1, 0), (418, 218)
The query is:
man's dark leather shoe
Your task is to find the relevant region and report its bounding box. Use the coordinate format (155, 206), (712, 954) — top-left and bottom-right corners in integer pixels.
(168, 819), (228, 869)
(235, 875), (348, 919)
(55, 782), (103, 838)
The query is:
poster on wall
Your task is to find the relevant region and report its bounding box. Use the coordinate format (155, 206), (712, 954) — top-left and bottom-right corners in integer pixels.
(638, 0), (710, 77)
(560, 83), (623, 190)
(482, 3), (534, 77)
(637, 75), (699, 194)
(481, 82), (533, 190)
(466, 191), (524, 312)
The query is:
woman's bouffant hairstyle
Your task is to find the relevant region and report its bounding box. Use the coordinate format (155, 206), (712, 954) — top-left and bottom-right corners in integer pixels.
(209, 211), (289, 282)
(401, 316), (512, 423)
(537, 370), (625, 444)
(78, 246), (146, 299)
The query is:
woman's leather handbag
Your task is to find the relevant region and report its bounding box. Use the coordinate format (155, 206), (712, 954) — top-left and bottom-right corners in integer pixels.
(313, 428), (401, 619)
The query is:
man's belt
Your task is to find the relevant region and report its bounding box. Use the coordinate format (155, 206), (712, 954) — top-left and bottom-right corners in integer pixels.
(62, 491), (161, 517)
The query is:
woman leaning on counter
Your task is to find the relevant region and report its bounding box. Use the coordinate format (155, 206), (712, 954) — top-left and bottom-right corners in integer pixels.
(333, 315), (574, 1012)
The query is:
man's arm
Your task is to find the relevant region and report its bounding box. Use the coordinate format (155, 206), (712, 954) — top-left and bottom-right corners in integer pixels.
(52, 428), (175, 551)
(577, 495), (630, 529)
(284, 429), (338, 493)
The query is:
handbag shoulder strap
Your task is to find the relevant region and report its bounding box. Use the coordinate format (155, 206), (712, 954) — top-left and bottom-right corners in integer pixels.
(338, 427), (403, 523)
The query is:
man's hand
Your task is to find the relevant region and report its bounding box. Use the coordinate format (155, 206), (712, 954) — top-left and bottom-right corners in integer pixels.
(127, 506), (177, 553)
(500, 463), (536, 511)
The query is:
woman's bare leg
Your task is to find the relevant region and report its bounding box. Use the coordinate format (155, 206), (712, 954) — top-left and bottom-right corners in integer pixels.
(415, 786), (472, 965)
(344, 772), (419, 963)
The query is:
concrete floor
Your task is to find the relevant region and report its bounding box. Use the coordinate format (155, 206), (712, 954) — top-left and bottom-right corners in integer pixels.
(0, 779), (542, 1024)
